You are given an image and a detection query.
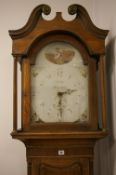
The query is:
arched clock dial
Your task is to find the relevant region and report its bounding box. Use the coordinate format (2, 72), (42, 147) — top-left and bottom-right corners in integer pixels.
(31, 42), (89, 123)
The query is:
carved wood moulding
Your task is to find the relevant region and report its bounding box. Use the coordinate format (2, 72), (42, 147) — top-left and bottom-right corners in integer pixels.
(9, 4), (108, 57)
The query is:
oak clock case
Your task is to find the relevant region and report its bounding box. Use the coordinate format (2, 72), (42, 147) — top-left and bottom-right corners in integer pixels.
(9, 4), (109, 175)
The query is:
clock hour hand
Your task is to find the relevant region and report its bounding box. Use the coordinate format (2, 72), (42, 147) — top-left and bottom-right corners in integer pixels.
(57, 89), (76, 97)
(57, 89), (77, 120)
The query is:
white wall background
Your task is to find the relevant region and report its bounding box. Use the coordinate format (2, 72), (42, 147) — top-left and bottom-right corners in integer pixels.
(0, 0), (115, 175)
(93, 1), (116, 175)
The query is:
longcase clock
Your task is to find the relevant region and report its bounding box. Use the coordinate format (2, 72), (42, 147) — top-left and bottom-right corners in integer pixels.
(9, 4), (109, 175)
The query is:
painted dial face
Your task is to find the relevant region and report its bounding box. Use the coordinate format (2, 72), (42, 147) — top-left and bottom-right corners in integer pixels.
(31, 42), (89, 123)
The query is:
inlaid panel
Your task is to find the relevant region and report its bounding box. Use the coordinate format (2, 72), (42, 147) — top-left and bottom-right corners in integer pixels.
(39, 163), (81, 175)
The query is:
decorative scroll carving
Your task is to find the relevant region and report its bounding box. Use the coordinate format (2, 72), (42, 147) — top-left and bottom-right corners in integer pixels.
(9, 4), (51, 39)
(68, 4), (108, 39)
(9, 4), (109, 57)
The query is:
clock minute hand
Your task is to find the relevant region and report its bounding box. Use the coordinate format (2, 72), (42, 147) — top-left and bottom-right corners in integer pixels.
(64, 89), (77, 95)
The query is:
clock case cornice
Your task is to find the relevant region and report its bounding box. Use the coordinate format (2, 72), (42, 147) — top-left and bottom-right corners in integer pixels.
(9, 4), (109, 58)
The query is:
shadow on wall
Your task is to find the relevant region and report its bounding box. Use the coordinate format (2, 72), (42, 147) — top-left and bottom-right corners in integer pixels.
(106, 36), (116, 175)
(94, 36), (116, 175)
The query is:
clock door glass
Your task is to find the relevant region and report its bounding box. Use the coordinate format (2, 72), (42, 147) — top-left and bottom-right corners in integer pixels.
(31, 42), (89, 123)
